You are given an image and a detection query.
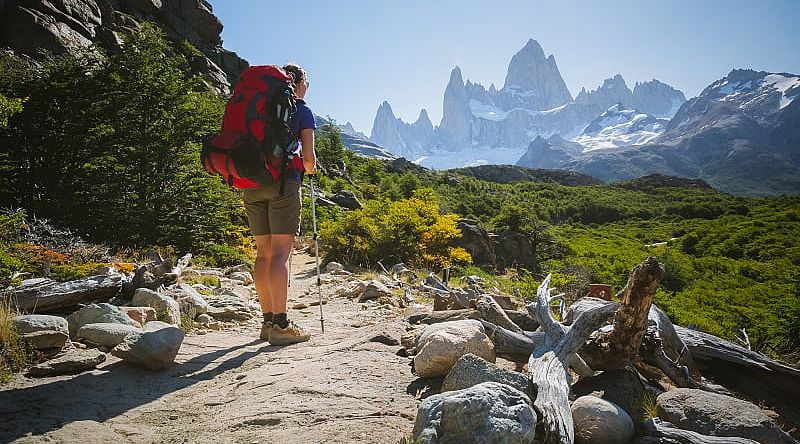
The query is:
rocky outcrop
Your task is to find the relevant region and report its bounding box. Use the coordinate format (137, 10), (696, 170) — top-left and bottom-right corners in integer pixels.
(437, 66), (473, 150)
(497, 39), (573, 111)
(0, 0), (248, 93)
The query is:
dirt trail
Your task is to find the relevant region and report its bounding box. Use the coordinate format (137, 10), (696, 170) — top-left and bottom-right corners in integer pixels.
(0, 252), (421, 443)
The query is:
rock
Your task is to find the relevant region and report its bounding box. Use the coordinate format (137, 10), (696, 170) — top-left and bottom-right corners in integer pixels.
(413, 320), (495, 378)
(337, 281), (366, 298)
(424, 273), (448, 292)
(412, 381), (536, 444)
(165, 283), (209, 317)
(27, 348), (106, 377)
(132, 288), (181, 324)
(369, 333), (400, 346)
(111, 322), (185, 370)
(196, 313), (212, 325)
(491, 294), (517, 310)
(358, 280), (393, 302)
(325, 262), (344, 273)
(330, 190), (362, 209)
(224, 264), (252, 275)
(571, 368), (646, 423)
(657, 388), (796, 444)
(77, 323), (141, 348)
(494, 231), (537, 270)
(206, 290), (254, 321)
(120, 307), (157, 325)
(442, 353), (530, 395)
(12, 314), (68, 335)
(572, 395), (635, 444)
(12, 314), (69, 349)
(229, 271), (254, 285)
(66, 303), (139, 338)
(454, 219), (497, 268)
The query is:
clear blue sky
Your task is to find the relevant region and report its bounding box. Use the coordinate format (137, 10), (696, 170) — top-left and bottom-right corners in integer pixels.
(207, 0), (799, 135)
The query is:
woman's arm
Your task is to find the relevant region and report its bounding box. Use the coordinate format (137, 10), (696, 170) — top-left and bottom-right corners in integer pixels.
(300, 128), (316, 174)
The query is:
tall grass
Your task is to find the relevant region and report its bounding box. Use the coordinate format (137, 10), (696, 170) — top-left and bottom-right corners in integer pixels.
(0, 297), (34, 382)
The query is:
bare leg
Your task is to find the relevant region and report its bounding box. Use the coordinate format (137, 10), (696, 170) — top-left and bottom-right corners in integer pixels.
(267, 234), (294, 314)
(253, 235), (273, 314)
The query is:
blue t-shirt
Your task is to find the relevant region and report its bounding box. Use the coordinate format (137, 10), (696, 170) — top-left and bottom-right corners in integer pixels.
(291, 99), (316, 142)
(285, 99), (315, 182)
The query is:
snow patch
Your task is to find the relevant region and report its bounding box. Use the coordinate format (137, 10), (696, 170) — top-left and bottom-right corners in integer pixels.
(470, 100), (508, 121)
(762, 74), (800, 109)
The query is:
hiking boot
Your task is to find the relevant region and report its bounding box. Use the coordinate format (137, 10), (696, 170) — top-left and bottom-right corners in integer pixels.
(260, 321), (272, 342)
(269, 321), (310, 345)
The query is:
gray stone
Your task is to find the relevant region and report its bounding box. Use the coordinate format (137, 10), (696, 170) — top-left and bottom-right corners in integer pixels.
(572, 368), (646, 423)
(572, 395), (635, 444)
(27, 348), (106, 377)
(224, 264), (252, 275)
(412, 381), (536, 444)
(657, 388), (795, 444)
(357, 280), (393, 302)
(22, 330), (70, 350)
(111, 323), (184, 370)
(132, 288), (181, 324)
(206, 290), (253, 321)
(413, 320), (495, 378)
(196, 313), (212, 325)
(12, 314), (68, 335)
(77, 323), (141, 348)
(165, 283), (209, 317)
(66, 303), (138, 338)
(424, 273), (449, 292)
(330, 190), (362, 209)
(325, 262), (344, 273)
(442, 353), (530, 396)
(228, 271), (254, 285)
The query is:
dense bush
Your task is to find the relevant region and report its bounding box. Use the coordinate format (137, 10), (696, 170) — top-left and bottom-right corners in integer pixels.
(0, 24), (241, 252)
(320, 188), (471, 269)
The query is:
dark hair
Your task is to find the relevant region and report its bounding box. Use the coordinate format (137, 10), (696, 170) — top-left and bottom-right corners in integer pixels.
(282, 63), (307, 85)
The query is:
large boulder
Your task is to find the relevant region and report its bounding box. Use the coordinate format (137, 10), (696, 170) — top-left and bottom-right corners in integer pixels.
(442, 353), (529, 396)
(77, 323), (141, 348)
(413, 320), (495, 378)
(494, 231), (537, 270)
(572, 395), (635, 444)
(120, 307), (157, 325)
(132, 288), (181, 324)
(657, 388), (795, 444)
(66, 303), (139, 338)
(27, 348), (106, 377)
(454, 219), (496, 268)
(111, 321), (184, 370)
(571, 368), (646, 424)
(12, 314), (69, 350)
(412, 381), (536, 444)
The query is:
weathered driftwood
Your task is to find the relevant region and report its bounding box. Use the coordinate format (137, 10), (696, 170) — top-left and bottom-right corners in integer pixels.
(580, 256), (665, 370)
(171, 253), (192, 279)
(474, 294), (522, 333)
(634, 418), (759, 444)
(526, 274), (619, 444)
(675, 325), (800, 428)
(2, 273), (125, 313)
(567, 297), (701, 388)
(479, 320), (544, 363)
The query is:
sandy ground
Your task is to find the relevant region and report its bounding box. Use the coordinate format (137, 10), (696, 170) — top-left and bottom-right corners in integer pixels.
(0, 253), (424, 443)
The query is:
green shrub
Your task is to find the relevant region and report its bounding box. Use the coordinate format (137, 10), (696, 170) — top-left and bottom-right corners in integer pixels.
(320, 188), (471, 269)
(0, 298), (36, 382)
(195, 243), (250, 268)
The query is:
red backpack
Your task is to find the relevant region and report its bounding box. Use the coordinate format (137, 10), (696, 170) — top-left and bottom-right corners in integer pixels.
(201, 65), (304, 191)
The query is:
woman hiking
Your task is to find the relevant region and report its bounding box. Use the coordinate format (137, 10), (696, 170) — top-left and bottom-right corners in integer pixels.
(243, 63), (317, 345)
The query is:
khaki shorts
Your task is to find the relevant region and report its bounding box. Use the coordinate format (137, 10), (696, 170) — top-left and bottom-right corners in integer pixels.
(243, 181), (301, 236)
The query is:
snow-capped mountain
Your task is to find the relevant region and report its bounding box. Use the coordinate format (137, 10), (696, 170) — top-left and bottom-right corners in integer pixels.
(369, 38), (685, 169)
(573, 104), (668, 151)
(558, 69), (800, 195)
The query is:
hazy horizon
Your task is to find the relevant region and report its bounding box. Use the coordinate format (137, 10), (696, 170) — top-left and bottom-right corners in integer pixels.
(207, 0), (800, 135)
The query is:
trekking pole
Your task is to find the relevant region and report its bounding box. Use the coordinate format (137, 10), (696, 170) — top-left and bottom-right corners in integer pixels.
(310, 177), (325, 333)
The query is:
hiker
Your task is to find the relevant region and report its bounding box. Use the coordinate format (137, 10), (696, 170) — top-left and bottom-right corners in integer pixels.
(243, 63), (317, 345)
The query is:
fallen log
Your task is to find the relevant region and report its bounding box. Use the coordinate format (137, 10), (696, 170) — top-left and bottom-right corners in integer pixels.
(2, 272), (125, 313)
(526, 274), (618, 444)
(634, 418), (759, 444)
(675, 325), (800, 428)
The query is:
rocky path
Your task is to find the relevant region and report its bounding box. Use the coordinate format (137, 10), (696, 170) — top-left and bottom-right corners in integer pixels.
(0, 252), (419, 443)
